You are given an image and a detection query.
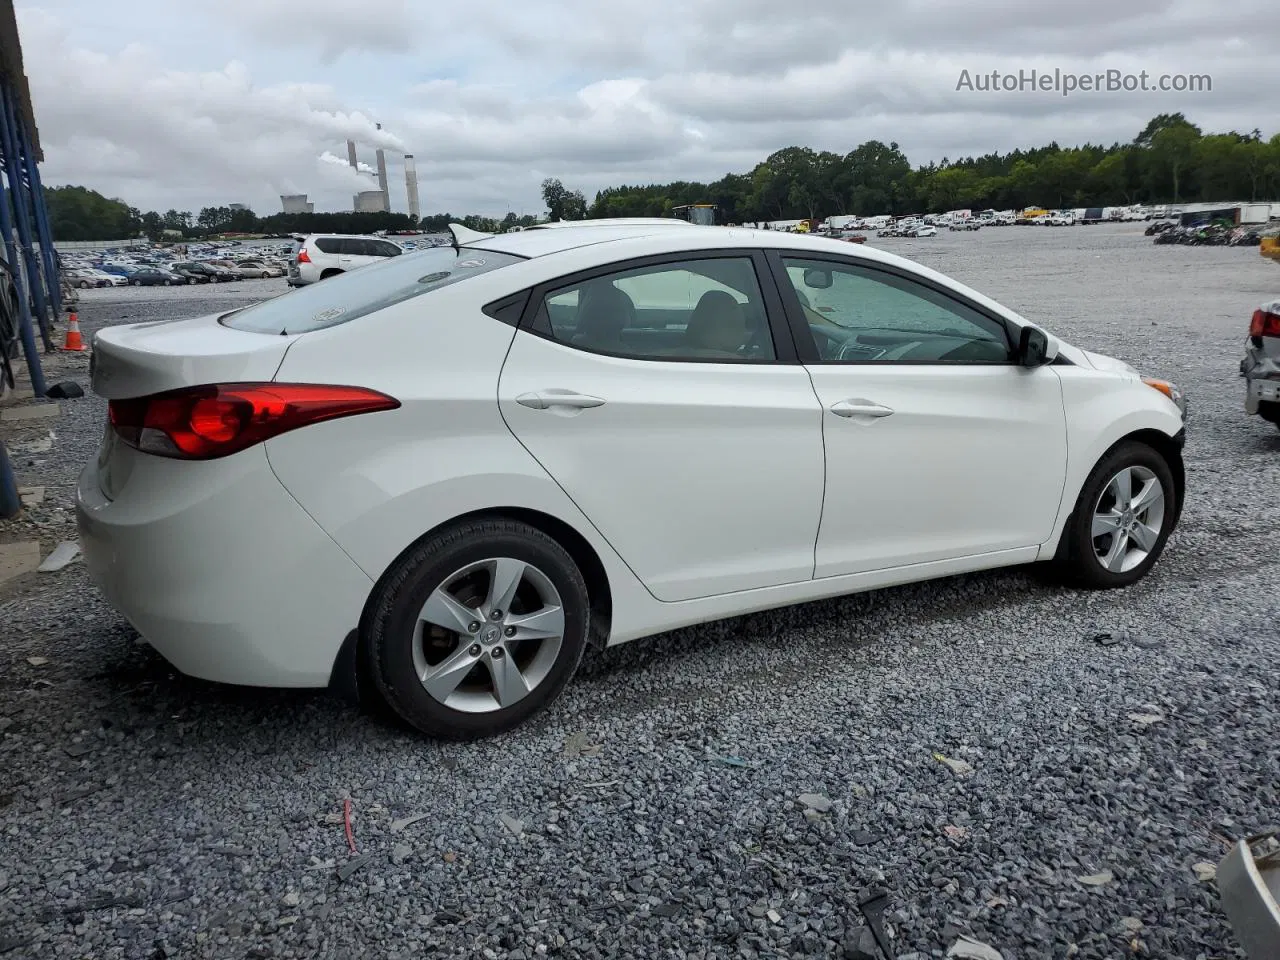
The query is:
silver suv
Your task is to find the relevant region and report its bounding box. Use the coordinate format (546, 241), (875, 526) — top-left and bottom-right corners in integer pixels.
(1242, 299), (1280, 432)
(287, 234), (403, 286)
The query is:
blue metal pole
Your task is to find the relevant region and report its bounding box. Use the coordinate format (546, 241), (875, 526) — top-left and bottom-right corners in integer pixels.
(0, 84), (51, 348)
(0, 146), (46, 397)
(21, 128), (60, 316)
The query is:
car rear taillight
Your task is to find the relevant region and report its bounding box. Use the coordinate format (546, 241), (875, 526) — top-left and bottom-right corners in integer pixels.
(1249, 307), (1280, 340)
(296, 248), (311, 264)
(108, 383), (399, 460)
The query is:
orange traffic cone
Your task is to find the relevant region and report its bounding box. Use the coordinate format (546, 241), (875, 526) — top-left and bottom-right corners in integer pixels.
(62, 312), (86, 352)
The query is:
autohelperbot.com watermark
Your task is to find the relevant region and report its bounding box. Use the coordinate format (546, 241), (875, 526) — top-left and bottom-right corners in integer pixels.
(956, 68), (1212, 97)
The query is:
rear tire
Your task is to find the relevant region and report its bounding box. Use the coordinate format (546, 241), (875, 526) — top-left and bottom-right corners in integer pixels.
(365, 519), (590, 740)
(1259, 401), (1280, 428)
(319, 269), (343, 280)
(1054, 441), (1177, 588)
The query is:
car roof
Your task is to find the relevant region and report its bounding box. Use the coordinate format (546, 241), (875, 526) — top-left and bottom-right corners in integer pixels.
(523, 218), (693, 230)
(466, 222), (904, 263)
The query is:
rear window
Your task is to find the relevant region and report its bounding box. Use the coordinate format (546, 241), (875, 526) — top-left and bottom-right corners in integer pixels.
(221, 247), (523, 335)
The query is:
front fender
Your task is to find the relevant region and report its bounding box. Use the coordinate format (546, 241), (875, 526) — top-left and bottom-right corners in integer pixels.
(1037, 371), (1186, 560)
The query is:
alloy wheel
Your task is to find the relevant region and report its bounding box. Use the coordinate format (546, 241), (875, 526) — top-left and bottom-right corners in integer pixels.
(1091, 465), (1166, 573)
(412, 557), (565, 713)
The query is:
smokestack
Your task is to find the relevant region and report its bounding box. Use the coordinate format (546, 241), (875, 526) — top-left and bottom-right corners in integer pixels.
(404, 154), (420, 221)
(375, 149), (389, 212)
(374, 124), (389, 212)
(346, 139), (358, 170)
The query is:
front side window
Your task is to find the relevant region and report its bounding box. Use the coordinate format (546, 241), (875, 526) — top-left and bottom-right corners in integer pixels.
(781, 257), (1011, 364)
(531, 257), (775, 362)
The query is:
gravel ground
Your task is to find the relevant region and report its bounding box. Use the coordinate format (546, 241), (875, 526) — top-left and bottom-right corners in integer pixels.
(1, 223), (1278, 959)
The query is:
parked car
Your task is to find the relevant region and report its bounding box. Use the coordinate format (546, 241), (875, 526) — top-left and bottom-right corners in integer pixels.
(206, 259), (265, 280)
(68, 268), (124, 288)
(236, 258), (284, 279)
(1242, 299), (1280, 432)
(79, 220), (1187, 740)
(288, 234), (403, 286)
(175, 261), (238, 283)
(126, 267), (185, 286)
(169, 264), (211, 284)
(912, 225), (938, 237)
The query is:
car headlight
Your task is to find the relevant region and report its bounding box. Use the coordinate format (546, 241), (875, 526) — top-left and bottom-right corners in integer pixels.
(1141, 376), (1187, 416)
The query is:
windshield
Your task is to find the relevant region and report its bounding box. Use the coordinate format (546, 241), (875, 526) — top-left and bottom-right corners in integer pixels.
(221, 246), (523, 335)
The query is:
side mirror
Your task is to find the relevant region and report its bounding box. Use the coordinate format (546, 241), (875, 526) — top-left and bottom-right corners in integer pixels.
(803, 267), (832, 289)
(1017, 326), (1051, 367)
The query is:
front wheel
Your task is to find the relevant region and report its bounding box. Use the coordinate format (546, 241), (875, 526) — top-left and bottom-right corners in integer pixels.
(1054, 441), (1177, 588)
(365, 519), (590, 740)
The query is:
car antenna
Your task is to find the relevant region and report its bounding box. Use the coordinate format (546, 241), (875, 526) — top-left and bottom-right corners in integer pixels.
(448, 223), (496, 251)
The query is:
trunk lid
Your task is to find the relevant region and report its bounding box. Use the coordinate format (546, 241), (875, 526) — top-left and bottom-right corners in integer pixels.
(90, 312), (292, 400)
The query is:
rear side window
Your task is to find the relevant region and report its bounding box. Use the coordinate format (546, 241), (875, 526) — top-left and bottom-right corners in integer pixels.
(220, 247), (524, 335)
(313, 237), (341, 254)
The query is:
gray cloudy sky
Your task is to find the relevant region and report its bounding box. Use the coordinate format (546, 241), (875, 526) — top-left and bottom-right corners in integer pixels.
(15, 0), (1279, 217)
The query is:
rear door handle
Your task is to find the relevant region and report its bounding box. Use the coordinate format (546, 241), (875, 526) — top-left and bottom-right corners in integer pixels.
(830, 399), (894, 419)
(516, 390), (607, 410)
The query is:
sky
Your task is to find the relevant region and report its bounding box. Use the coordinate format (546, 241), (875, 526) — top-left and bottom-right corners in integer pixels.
(14, 0), (1280, 218)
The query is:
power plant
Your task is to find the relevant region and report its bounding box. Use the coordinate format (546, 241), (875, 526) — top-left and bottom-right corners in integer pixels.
(344, 136), (388, 213)
(280, 194), (314, 214)
(404, 154), (420, 221)
(342, 127), (420, 221)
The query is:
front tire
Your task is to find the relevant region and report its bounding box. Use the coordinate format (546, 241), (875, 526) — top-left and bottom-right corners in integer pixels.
(1055, 441), (1177, 588)
(365, 519), (590, 740)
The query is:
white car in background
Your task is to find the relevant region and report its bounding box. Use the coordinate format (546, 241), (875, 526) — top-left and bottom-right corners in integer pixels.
(287, 234), (404, 286)
(78, 220), (1187, 740)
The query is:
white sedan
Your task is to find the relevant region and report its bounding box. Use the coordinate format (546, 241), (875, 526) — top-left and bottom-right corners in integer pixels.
(77, 220), (1187, 739)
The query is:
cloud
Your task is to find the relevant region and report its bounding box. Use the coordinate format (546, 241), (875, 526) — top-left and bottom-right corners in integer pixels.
(15, 0), (1280, 217)
(213, 0), (420, 63)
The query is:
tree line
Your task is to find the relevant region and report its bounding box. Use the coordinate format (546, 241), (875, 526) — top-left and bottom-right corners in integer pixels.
(43, 189), (545, 242)
(580, 113), (1280, 223)
(43, 113), (1280, 242)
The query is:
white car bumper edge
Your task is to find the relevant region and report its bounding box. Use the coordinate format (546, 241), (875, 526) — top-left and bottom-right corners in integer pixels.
(75, 455), (374, 688)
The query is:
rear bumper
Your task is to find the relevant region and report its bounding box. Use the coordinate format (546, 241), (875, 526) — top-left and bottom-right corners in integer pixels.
(1242, 342), (1280, 415)
(75, 449), (374, 687)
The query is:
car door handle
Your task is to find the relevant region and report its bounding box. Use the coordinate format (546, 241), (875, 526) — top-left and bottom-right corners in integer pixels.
(515, 391), (607, 410)
(830, 399), (894, 419)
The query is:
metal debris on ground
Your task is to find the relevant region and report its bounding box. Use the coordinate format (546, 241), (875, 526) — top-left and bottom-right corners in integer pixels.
(933, 753), (974, 777)
(562, 731), (602, 757)
(336, 854), (374, 883)
(706, 753), (754, 768)
(856, 886), (895, 959)
(1128, 710), (1166, 726)
(797, 792), (833, 813)
(946, 935), (1005, 960)
(499, 813), (524, 837)
(1077, 870), (1114, 886)
(1091, 631), (1125, 647)
(25, 656), (48, 667)
(37, 542), (80, 573)
(389, 813), (430, 833)
(1192, 861), (1217, 882)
